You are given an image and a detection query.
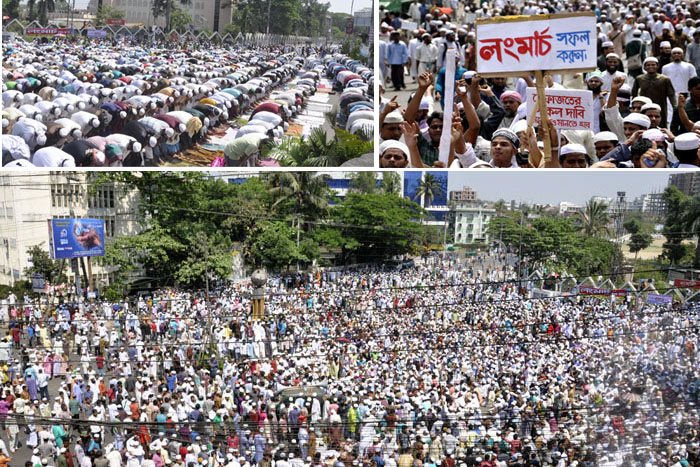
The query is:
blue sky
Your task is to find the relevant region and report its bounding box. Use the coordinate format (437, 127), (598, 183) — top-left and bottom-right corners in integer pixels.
(447, 172), (672, 205)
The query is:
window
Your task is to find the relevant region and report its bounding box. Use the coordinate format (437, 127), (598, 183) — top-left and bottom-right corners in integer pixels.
(4, 206), (11, 219)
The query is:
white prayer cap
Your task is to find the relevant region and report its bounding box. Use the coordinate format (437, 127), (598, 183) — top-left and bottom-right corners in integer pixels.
(642, 128), (665, 141)
(623, 113), (651, 128)
(592, 131), (619, 143)
(640, 103), (661, 113)
(674, 132), (699, 150)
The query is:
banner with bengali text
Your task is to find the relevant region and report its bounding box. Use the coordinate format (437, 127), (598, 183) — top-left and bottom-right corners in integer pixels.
(579, 286), (627, 297)
(673, 279), (700, 288)
(25, 27), (73, 35)
(476, 13), (596, 74)
(525, 87), (594, 131)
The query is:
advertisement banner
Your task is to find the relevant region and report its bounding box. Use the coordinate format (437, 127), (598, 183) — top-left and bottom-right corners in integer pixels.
(579, 286), (627, 297)
(107, 18), (125, 25)
(26, 27), (73, 35)
(525, 87), (594, 131)
(646, 294), (672, 305)
(48, 219), (105, 259)
(476, 13), (596, 75)
(345, 18), (354, 34)
(673, 279), (700, 288)
(87, 29), (107, 38)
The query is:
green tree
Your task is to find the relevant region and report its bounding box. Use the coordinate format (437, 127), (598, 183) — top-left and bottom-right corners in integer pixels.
(35, 0), (55, 24)
(152, 0), (191, 32)
(349, 171), (379, 194)
(381, 171), (402, 196)
(628, 231), (653, 261)
(576, 199), (611, 237)
(23, 245), (66, 285)
(662, 185), (690, 264)
(174, 232), (235, 287)
(325, 193), (427, 263)
(493, 199), (508, 216)
(94, 5), (125, 27)
(247, 221), (304, 270)
(169, 5), (192, 32)
(414, 173), (443, 208)
(2, 0), (21, 19)
(681, 194), (700, 267)
(623, 219), (641, 235)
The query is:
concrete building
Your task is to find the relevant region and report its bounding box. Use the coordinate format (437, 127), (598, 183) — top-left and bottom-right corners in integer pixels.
(453, 204), (495, 245)
(450, 186), (477, 203)
(669, 172), (700, 197)
(0, 173), (139, 290)
(98, 0), (232, 32)
(630, 192), (668, 216)
(559, 201), (583, 215)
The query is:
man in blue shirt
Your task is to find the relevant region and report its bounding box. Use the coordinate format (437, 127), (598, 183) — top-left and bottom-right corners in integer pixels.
(386, 31), (409, 91)
(435, 54), (467, 109)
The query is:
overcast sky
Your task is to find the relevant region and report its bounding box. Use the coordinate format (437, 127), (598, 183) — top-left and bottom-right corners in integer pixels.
(70, 0), (372, 14)
(447, 172), (672, 205)
(328, 0), (372, 13)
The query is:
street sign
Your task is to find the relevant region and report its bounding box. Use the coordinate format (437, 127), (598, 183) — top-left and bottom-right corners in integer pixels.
(31, 274), (46, 293)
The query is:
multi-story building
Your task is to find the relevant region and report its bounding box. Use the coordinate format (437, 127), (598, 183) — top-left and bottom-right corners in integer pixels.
(669, 172), (700, 197)
(0, 173), (139, 289)
(450, 186), (477, 203)
(559, 201), (583, 215)
(452, 204), (495, 245)
(630, 192), (668, 216)
(96, 0), (233, 32)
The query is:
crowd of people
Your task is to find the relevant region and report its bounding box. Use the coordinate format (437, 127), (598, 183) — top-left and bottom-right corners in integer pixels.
(1, 37), (373, 168)
(0, 253), (698, 466)
(378, 0), (700, 168)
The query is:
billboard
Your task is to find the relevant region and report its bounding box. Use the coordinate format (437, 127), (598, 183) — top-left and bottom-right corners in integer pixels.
(48, 219), (105, 259)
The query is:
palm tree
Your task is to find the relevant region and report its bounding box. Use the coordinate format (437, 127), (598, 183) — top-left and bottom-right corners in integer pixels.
(577, 200), (611, 237)
(494, 199), (507, 216)
(267, 172), (331, 240)
(36, 0), (55, 25)
(413, 173), (443, 208)
(682, 195), (700, 267)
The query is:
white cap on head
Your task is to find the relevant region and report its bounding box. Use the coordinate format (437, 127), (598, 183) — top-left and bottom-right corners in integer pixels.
(592, 131), (619, 143)
(559, 143), (587, 155)
(674, 132), (699, 151)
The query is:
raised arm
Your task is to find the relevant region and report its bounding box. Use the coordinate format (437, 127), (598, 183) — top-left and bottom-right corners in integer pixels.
(405, 72), (433, 124)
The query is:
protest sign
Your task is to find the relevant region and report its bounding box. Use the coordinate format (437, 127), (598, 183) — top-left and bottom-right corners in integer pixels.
(525, 87), (594, 131)
(401, 20), (418, 31)
(475, 13), (596, 76)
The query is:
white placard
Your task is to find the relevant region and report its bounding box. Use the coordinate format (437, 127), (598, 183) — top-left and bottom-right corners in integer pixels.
(400, 20), (418, 31)
(525, 87), (594, 131)
(439, 48), (456, 165)
(476, 13), (596, 74)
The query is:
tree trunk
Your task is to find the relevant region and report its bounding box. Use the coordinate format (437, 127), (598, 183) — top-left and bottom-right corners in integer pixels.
(165, 0), (172, 31)
(695, 238), (700, 268)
